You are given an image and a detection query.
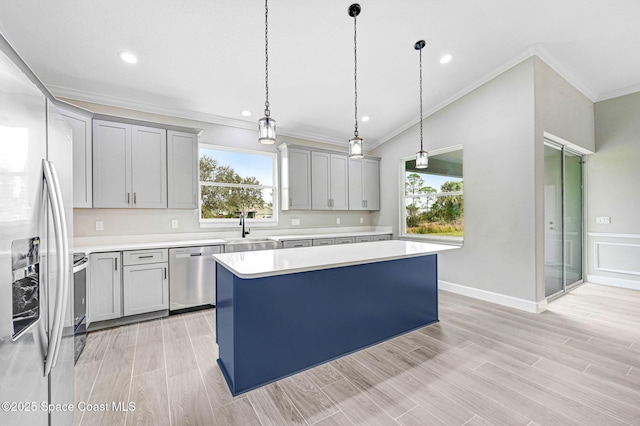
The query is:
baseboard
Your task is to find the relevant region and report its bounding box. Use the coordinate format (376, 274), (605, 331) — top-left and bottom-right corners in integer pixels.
(586, 275), (640, 291)
(439, 280), (547, 313)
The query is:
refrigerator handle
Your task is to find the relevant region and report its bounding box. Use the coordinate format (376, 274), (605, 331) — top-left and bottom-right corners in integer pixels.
(42, 160), (70, 377)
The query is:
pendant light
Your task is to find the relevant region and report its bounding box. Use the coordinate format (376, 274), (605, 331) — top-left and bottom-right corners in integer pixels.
(415, 40), (428, 168)
(258, 0), (276, 144)
(348, 4), (364, 159)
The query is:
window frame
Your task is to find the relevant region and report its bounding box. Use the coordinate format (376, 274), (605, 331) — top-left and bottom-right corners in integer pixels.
(198, 143), (279, 228)
(398, 144), (464, 245)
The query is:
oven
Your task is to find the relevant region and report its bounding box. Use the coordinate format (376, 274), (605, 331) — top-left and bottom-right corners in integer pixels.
(72, 253), (88, 364)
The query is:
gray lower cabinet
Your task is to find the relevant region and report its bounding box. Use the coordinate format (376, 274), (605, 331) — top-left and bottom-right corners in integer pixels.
(334, 237), (355, 244)
(89, 252), (122, 322)
(282, 240), (312, 248)
(312, 238), (334, 246)
(122, 249), (169, 316)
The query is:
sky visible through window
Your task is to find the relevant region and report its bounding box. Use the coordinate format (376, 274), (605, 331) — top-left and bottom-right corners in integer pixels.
(201, 147), (273, 186)
(406, 172), (462, 192)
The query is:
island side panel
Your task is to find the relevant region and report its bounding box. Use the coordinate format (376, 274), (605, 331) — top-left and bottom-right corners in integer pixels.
(227, 254), (438, 395)
(215, 263), (236, 391)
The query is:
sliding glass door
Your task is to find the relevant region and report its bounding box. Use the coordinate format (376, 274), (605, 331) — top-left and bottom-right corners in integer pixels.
(544, 142), (583, 298)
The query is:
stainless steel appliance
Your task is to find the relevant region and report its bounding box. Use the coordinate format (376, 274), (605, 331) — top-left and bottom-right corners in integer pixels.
(169, 245), (223, 312)
(72, 253), (87, 363)
(1, 34), (74, 425)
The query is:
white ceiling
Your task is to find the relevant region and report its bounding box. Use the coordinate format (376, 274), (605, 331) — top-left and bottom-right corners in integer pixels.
(1, 0), (639, 149)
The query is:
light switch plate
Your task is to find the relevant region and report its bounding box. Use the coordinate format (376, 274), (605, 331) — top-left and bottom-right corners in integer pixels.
(336, 218), (341, 224)
(171, 219), (178, 229)
(596, 216), (611, 224)
(292, 218), (301, 226)
(95, 221), (104, 231)
(360, 217), (364, 224)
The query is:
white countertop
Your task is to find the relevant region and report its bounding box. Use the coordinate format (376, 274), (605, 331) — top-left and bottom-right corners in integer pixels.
(74, 238), (227, 254)
(212, 240), (459, 279)
(268, 231), (390, 241)
(73, 229), (392, 254)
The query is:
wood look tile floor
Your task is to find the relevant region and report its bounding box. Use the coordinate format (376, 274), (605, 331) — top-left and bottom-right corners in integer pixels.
(74, 283), (640, 426)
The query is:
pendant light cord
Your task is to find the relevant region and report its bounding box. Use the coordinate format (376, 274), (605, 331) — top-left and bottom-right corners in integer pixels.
(264, 0), (270, 117)
(353, 12), (358, 137)
(419, 45), (423, 151)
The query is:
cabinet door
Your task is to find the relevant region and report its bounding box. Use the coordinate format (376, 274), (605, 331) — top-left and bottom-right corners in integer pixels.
(311, 151), (330, 209)
(348, 158), (364, 210)
(61, 109), (92, 208)
(363, 159), (380, 210)
(282, 240), (312, 248)
(93, 120), (132, 208)
(330, 154), (349, 210)
(123, 263), (169, 316)
(131, 125), (167, 208)
(89, 252), (122, 322)
(283, 148), (311, 210)
(167, 130), (198, 208)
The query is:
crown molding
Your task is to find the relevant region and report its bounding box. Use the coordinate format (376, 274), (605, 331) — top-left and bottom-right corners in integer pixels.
(596, 83), (640, 102)
(373, 45), (601, 149)
(48, 84), (349, 148)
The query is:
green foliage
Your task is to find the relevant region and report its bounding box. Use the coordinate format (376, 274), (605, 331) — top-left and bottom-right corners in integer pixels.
(200, 154), (265, 219)
(405, 174), (464, 236)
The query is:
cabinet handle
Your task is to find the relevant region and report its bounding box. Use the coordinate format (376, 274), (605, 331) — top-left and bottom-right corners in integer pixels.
(134, 192), (137, 204)
(138, 255), (153, 259)
(364, 200), (368, 208)
(115, 258), (118, 271)
(289, 197), (292, 206)
(164, 267), (167, 279)
(362, 200), (365, 208)
(127, 193), (130, 204)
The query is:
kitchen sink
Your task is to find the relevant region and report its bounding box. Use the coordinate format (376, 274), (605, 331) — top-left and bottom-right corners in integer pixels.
(224, 238), (280, 253)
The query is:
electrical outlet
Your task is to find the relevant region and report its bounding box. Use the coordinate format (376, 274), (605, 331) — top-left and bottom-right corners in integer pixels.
(336, 218), (341, 225)
(292, 218), (301, 226)
(596, 217), (611, 224)
(95, 221), (104, 231)
(360, 217), (364, 224)
(171, 219), (179, 229)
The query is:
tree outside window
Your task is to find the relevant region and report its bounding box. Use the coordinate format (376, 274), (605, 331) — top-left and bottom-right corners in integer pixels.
(403, 148), (463, 237)
(199, 147), (276, 223)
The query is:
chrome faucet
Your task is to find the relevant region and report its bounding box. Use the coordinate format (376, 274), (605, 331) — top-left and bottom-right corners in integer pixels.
(239, 213), (250, 238)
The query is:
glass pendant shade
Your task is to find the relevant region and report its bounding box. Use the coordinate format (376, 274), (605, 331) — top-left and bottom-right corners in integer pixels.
(349, 136), (364, 158)
(415, 150), (429, 168)
(258, 116), (276, 144)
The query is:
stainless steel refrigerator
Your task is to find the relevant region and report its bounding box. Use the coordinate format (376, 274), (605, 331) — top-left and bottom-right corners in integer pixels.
(0, 35), (74, 425)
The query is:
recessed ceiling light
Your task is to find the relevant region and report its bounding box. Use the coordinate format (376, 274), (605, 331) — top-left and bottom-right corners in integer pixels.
(439, 54), (453, 64)
(119, 51), (138, 64)
(241, 110), (252, 117)
(361, 116), (370, 122)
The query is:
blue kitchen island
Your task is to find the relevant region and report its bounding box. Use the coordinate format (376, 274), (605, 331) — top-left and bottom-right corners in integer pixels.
(213, 240), (457, 395)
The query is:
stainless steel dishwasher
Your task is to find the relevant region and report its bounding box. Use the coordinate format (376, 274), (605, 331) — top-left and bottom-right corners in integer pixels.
(169, 245), (223, 312)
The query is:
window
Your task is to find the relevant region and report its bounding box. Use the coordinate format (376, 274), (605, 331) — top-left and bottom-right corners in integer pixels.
(401, 146), (463, 241)
(199, 145), (277, 226)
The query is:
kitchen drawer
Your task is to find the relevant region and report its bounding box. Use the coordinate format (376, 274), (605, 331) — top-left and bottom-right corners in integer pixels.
(372, 235), (391, 241)
(282, 240), (312, 249)
(355, 236), (373, 243)
(312, 238), (334, 246)
(334, 237), (355, 244)
(123, 248), (168, 265)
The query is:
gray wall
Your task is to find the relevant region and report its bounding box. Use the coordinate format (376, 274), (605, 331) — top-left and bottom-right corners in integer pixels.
(372, 58), (538, 303)
(533, 57), (595, 300)
(69, 100), (374, 237)
(587, 92), (640, 287)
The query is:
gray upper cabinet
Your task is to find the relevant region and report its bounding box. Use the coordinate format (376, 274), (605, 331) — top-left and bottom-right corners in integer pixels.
(280, 145), (311, 210)
(311, 152), (348, 210)
(131, 125), (167, 208)
(167, 130), (198, 209)
(348, 158), (380, 211)
(61, 108), (92, 208)
(93, 119), (167, 208)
